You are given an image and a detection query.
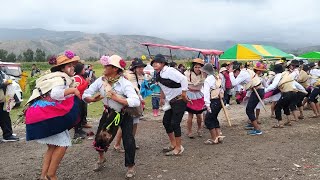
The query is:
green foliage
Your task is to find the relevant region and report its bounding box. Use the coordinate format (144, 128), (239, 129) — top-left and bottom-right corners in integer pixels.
(21, 62), (51, 71)
(27, 74), (39, 95)
(17, 54), (23, 62)
(0, 49), (8, 60)
(34, 48), (46, 62)
(23, 49), (34, 62)
(6, 52), (17, 62)
(86, 56), (97, 61)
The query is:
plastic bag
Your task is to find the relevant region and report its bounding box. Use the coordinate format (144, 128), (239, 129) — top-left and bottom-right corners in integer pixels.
(3, 84), (16, 112)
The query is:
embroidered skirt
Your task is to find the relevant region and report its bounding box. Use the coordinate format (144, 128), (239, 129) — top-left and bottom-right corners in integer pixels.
(25, 96), (80, 142)
(186, 91), (205, 114)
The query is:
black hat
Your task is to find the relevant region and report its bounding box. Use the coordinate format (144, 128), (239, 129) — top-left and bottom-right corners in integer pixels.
(308, 62), (316, 68)
(130, 58), (146, 71)
(200, 63), (216, 75)
(302, 64), (310, 72)
(290, 60), (300, 67)
(273, 64), (284, 74)
(233, 61), (242, 71)
(281, 57), (286, 61)
(151, 54), (167, 66)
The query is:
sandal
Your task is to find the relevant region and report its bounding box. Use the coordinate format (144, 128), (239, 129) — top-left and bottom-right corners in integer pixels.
(162, 146), (174, 153)
(165, 146), (184, 156)
(204, 139), (218, 145)
(114, 146), (125, 153)
(93, 158), (106, 172)
(218, 136), (226, 143)
(298, 116), (304, 120)
(284, 122), (292, 126)
(187, 133), (195, 139)
(272, 124), (284, 128)
(197, 131), (203, 137)
(125, 170), (136, 179)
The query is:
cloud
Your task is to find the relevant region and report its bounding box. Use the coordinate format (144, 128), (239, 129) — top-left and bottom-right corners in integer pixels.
(0, 0), (319, 44)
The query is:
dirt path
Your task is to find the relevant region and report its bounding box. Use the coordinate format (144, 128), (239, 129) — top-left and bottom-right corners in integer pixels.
(1, 104), (320, 180)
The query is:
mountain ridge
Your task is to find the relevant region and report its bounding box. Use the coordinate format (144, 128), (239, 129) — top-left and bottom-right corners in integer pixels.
(0, 28), (319, 59)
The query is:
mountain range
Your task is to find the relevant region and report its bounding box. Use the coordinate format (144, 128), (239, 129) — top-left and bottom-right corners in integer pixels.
(0, 28), (319, 59)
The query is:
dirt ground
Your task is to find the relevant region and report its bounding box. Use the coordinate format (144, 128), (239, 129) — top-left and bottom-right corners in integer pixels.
(1, 103), (320, 180)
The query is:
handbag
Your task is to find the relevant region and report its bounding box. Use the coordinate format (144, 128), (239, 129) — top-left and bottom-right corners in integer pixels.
(124, 105), (143, 118)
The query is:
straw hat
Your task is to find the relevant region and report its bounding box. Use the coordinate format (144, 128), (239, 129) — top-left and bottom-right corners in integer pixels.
(200, 63), (215, 75)
(192, 58), (204, 66)
(219, 67), (227, 73)
(253, 62), (267, 71)
(100, 55), (126, 70)
(49, 50), (79, 71)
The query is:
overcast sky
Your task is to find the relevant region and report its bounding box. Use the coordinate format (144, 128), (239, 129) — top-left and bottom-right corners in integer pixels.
(0, 0), (319, 44)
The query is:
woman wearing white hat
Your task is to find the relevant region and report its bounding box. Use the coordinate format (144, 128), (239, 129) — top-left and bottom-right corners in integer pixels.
(25, 50), (81, 180)
(83, 55), (140, 178)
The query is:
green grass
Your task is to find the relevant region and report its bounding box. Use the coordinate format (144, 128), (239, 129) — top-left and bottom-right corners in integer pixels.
(11, 62), (155, 123)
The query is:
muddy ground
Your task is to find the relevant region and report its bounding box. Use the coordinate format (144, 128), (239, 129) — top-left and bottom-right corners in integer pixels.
(1, 103), (320, 180)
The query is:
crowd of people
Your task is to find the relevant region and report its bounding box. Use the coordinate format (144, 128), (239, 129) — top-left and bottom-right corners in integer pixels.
(0, 50), (319, 179)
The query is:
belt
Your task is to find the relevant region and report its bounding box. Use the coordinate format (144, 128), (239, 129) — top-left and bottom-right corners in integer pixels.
(169, 95), (182, 104)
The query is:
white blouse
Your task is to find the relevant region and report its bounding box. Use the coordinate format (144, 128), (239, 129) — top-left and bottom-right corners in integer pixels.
(158, 66), (188, 102)
(82, 76), (140, 112)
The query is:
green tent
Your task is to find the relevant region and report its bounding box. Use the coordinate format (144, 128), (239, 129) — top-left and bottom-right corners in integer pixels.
(220, 44), (293, 61)
(299, 51), (320, 60)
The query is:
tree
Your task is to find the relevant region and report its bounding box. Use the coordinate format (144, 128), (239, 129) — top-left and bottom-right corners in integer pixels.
(34, 48), (46, 62)
(6, 52), (16, 62)
(16, 54), (23, 62)
(0, 49), (8, 61)
(23, 49), (34, 62)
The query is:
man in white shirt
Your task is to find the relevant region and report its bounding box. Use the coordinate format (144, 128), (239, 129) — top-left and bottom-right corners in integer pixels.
(151, 54), (189, 156)
(308, 62), (320, 117)
(228, 62), (264, 135)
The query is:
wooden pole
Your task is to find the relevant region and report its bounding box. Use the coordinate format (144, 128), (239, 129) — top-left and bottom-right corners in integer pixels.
(253, 88), (267, 112)
(219, 95), (232, 127)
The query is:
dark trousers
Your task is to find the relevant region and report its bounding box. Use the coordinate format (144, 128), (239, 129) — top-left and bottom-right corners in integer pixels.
(163, 99), (186, 137)
(275, 92), (296, 121)
(224, 89), (231, 104)
(295, 91), (307, 108)
(309, 86), (320, 103)
(152, 96), (160, 109)
(75, 100), (87, 132)
(0, 103), (13, 138)
(246, 88), (265, 121)
(205, 99), (222, 129)
(95, 110), (136, 167)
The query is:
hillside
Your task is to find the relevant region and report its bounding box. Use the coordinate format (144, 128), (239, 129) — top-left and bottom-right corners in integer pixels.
(0, 28), (196, 59)
(0, 28), (319, 59)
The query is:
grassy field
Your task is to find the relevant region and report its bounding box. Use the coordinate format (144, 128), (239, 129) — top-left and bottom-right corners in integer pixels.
(11, 59), (319, 123)
(10, 62), (153, 123)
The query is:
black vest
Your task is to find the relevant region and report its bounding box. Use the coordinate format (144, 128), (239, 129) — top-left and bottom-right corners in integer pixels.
(156, 72), (181, 88)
